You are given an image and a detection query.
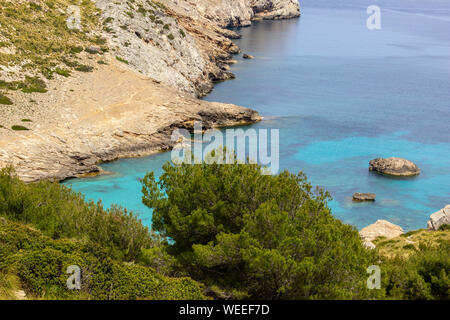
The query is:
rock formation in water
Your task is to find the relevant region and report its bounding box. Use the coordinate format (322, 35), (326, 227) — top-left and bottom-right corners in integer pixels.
(352, 193), (376, 201)
(369, 157), (421, 177)
(427, 205), (450, 231)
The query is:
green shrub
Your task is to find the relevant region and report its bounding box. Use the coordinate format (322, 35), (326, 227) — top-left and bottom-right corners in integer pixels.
(74, 64), (93, 72)
(103, 17), (114, 25)
(116, 56), (129, 64)
(0, 94), (13, 105)
(0, 167), (152, 262)
(382, 242), (450, 299)
(142, 149), (376, 299)
(19, 76), (47, 93)
(141, 246), (183, 277)
(0, 218), (206, 300)
(70, 46), (84, 54)
(55, 68), (71, 77)
(11, 125), (29, 131)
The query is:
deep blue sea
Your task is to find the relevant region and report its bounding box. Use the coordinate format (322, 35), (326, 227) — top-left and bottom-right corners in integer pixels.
(63, 0), (450, 231)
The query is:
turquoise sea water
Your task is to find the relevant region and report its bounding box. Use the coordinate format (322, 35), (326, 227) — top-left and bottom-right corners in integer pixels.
(63, 0), (450, 231)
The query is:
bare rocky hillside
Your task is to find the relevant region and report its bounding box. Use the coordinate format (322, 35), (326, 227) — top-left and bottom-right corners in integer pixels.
(0, 0), (299, 181)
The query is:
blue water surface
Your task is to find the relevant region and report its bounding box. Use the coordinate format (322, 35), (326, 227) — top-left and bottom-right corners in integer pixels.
(64, 0), (450, 231)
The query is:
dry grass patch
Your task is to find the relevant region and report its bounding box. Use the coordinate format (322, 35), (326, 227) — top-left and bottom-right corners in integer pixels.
(374, 229), (450, 258)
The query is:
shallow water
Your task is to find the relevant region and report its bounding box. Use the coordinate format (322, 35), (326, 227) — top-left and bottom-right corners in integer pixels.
(64, 0), (450, 231)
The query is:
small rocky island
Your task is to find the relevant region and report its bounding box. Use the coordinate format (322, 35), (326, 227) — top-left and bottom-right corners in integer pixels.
(369, 157), (421, 177)
(352, 193), (376, 201)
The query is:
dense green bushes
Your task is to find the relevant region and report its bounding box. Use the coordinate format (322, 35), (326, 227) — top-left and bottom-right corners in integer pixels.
(0, 167), (152, 261)
(142, 154), (377, 299)
(0, 159), (448, 300)
(382, 242), (450, 299)
(0, 218), (206, 300)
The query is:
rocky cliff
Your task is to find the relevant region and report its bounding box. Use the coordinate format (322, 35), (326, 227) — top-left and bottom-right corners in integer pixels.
(0, 0), (299, 182)
(94, 0), (300, 96)
(0, 60), (260, 182)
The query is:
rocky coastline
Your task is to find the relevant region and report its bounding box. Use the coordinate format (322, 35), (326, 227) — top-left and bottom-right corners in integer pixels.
(0, 0), (300, 182)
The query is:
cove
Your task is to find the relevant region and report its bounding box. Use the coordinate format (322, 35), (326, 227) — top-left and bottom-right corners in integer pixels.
(63, 0), (450, 231)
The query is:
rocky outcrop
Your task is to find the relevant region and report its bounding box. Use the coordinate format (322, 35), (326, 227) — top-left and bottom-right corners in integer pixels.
(0, 60), (260, 182)
(427, 205), (450, 231)
(0, 0), (297, 182)
(360, 220), (404, 249)
(94, 0), (300, 97)
(369, 157), (421, 177)
(352, 193), (376, 201)
(186, 0), (300, 28)
(252, 0), (301, 21)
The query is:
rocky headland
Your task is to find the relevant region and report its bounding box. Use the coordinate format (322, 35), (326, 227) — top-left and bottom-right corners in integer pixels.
(0, 0), (300, 182)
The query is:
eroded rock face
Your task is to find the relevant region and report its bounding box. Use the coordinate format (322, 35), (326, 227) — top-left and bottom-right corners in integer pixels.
(369, 157), (421, 176)
(359, 220), (404, 242)
(93, 0), (300, 97)
(193, 0), (300, 27)
(353, 193), (376, 201)
(427, 205), (450, 230)
(252, 0), (301, 21)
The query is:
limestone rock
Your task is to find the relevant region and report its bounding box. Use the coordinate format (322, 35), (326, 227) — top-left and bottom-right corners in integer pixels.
(360, 220), (404, 242)
(363, 240), (376, 250)
(93, 0), (300, 97)
(85, 46), (102, 54)
(353, 193), (376, 201)
(14, 290), (26, 300)
(252, 0), (301, 21)
(369, 157), (420, 176)
(427, 205), (450, 230)
(0, 61), (261, 182)
(193, 0), (301, 28)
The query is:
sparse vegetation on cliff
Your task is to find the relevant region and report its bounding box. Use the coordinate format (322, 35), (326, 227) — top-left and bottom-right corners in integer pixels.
(0, 0), (103, 80)
(0, 93), (12, 105)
